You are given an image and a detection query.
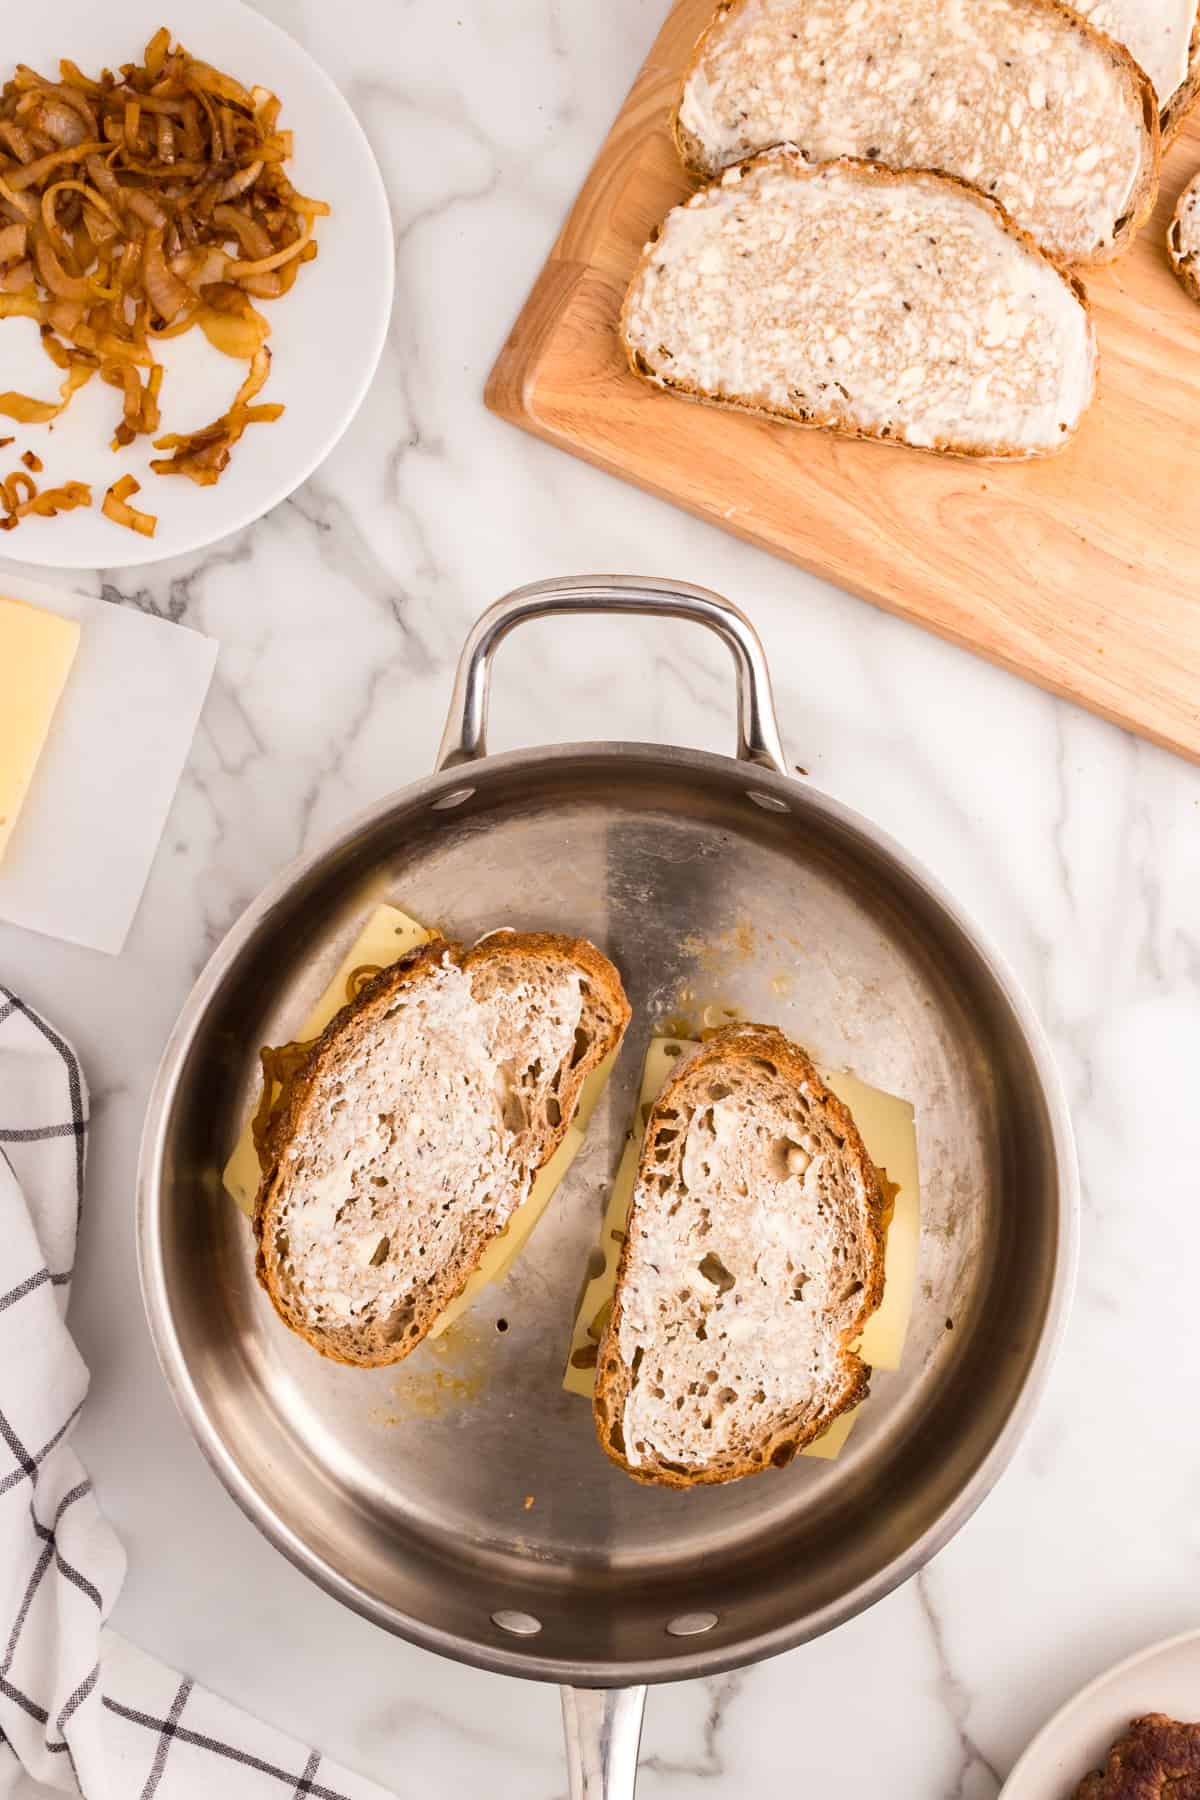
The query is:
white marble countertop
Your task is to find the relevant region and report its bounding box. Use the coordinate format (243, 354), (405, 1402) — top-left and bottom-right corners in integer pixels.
(4, 2), (1200, 1794)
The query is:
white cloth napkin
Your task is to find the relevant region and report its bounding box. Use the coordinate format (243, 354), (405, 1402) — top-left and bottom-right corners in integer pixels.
(0, 988), (393, 1800)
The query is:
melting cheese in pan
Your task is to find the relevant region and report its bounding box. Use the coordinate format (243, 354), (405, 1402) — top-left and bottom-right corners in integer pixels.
(563, 1038), (921, 1460)
(425, 1047), (614, 1339)
(222, 903), (614, 1337)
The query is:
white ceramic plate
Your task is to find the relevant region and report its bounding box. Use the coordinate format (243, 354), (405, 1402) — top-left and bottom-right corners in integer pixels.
(0, 0), (392, 568)
(1002, 1629), (1200, 1799)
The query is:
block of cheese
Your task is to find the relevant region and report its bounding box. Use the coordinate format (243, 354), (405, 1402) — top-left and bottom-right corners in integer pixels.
(223, 903), (616, 1342)
(0, 597), (80, 865)
(563, 1037), (921, 1461)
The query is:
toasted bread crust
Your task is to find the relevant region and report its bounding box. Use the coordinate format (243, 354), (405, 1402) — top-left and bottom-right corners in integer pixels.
(1162, 17), (1200, 142)
(593, 1025), (886, 1488)
(253, 930), (629, 1367)
(1168, 168), (1200, 302)
(671, 0), (1160, 267)
(621, 153), (1096, 464)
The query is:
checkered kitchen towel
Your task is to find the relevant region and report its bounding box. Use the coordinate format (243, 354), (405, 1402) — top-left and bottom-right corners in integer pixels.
(0, 989), (394, 1800)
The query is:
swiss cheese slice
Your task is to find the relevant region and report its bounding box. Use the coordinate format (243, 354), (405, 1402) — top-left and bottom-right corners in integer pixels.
(0, 597), (80, 866)
(822, 1069), (919, 1373)
(223, 904), (616, 1341)
(426, 1048), (616, 1339)
(563, 1037), (921, 1460)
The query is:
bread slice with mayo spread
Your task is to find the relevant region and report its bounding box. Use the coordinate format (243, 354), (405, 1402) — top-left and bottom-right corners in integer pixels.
(593, 1024), (886, 1487)
(622, 151), (1097, 459)
(253, 931), (630, 1366)
(673, 0), (1159, 266)
(1072, 0), (1200, 140)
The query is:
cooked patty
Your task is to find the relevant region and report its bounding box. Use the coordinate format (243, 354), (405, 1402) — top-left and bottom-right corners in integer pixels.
(1075, 1714), (1200, 1797)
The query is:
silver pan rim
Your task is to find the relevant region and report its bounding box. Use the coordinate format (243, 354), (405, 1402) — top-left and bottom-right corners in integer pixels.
(137, 738), (1079, 1685)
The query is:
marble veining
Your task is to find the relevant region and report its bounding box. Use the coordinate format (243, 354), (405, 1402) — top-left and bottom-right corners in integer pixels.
(2, 0), (1198, 1794)
(917, 1570), (1002, 1800)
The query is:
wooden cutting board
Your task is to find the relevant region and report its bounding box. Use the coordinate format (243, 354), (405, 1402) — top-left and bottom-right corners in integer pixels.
(485, 0), (1200, 762)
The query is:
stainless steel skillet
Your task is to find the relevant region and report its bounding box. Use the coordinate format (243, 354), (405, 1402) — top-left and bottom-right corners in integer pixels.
(138, 576), (1078, 1798)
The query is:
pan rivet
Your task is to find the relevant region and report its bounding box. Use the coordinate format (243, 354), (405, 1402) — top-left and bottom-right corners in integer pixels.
(665, 1611), (719, 1637)
(745, 790), (790, 814)
(492, 1610), (542, 1636)
(432, 787), (477, 811)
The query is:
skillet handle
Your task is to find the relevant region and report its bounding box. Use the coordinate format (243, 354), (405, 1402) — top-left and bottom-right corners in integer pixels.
(434, 575), (788, 776)
(561, 1685), (647, 1800)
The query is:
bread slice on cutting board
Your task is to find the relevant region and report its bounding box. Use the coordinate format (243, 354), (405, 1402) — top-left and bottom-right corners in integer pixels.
(621, 151), (1097, 460)
(1169, 169), (1200, 301)
(254, 931), (630, 1367)
(673, 0), (1159, 266)
(1072, 0), (1200, 140)
(593, 1025), (887, 1488)
(1162, 17), (1200, 140)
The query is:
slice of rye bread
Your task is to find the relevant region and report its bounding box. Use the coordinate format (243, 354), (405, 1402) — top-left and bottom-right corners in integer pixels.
(672, 0), (1159, 266)
(1073, 0), (1200, 140)
(621, 152), (1097, 461)
(254, 931), (630, 1367)
(593, 1025), (887, 1488)
(1168, 167), (1200, 301)
(1162, 16), (1200, 141)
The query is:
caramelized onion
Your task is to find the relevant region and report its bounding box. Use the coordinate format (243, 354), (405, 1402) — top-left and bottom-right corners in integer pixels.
(151, 345), (281, 483)
(196, 298), (268, 360)
(33, 230), (112, 302)
(6, 142), (106, 192)
(0, 355), (94, 423)
(211, 202), (272, 260)
(102, 471), (156, 536)
(0, 462), (90, 530)
(141, 227), (193, 322)
(228, 213), (313, 278)
(4, 470), (36, 507)
(0, 221), (26, 262)
(0, 121), (34, 164)
(251, 1039), (317, 1169)
(215, 160), (262, 203)
(122, 188), (166, 232)
(42, 179), (120, 251)
(0, 290), (42, 322)
(189, 62), (254, 112)
(30, 480), (89, 516)
(143, 27), (171, 79)
(0, 28), (327, 500)
(23, 97), (89, 149)
(0, 175), (37, 223)
(14, 73), (98, 140)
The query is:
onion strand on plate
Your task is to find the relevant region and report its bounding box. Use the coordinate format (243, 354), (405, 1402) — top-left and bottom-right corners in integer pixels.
(102, 470), (155, 535)
(150, 342), (282, 485)
(0, 463), (90, 529)
(0, 25), (329, 529)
